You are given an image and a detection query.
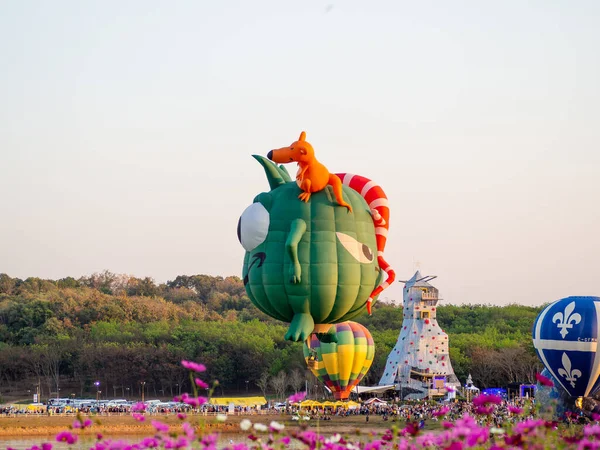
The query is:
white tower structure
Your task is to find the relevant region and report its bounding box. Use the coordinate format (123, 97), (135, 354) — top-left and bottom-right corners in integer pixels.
(378, 271), (460, 399)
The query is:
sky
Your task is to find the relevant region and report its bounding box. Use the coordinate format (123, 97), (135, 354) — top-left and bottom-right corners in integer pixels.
(1, 0), (599, 307)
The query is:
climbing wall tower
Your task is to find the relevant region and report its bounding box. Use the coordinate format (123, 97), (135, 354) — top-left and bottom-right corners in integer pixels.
(378, 271), (460, 399)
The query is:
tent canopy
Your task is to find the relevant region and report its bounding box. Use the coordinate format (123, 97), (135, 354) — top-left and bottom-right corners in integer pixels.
(298, 400), (361, 409)
(209, 397), (267, 406)
(356, 385), (396, 394)
(363, 397), (388, 405)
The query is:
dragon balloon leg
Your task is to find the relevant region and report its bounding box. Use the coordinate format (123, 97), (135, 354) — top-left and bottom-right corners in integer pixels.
(238, 132), (395, 342)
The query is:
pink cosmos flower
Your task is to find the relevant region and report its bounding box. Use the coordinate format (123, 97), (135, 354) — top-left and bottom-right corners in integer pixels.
(181, 360), (206, 372)
(132, 413), (145, 422)
(131, 402), (146, 412)
(508, 405), (523, 414)
(536, 372), (554, 387)
(98, 440), (128, 450)
(177, 413), (187, 420)
(41, 444), (52, 450)
(454, 414), (478, 429)
(163, 437), (189, 449)
(201, 433), (218, 447)
(433, 406), (450, 417)
(182, 422), (195, 439)
(151, 420), (170, 433)
(504, 434), (524, 446)
(288, 391), (307, 403)
(472, 394), (502, 406)
(72, 418), (93, 429)
(466, 426), (490, 446)
(513, 418), (545, 435)
(402, 422), (420, 437)
(297, 430), (319, 446)
(475, 406), (494, 415)
(584, 424), (600, 438)
(416, 433), (437, 448)
(56, 431), (78, 445)
(181, 393), (207, 408)
(195, 378), (209, 389)
(140, 437), (159, 448)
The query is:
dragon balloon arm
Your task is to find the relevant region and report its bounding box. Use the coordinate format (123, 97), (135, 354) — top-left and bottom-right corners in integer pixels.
(296, 163), (308, 181)
(283, 218), (317, 341)
(286, 218), (307, 284)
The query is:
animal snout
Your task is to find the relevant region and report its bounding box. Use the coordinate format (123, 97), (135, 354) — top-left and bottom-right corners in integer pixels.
(267, 150), (274, 160)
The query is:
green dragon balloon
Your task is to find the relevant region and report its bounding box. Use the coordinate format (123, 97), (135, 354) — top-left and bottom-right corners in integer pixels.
(237, 133), (395, 342)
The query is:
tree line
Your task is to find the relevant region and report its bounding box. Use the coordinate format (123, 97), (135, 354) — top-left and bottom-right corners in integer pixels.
(0, 272), (544, 401)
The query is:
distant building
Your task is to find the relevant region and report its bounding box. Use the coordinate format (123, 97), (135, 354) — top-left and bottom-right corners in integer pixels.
(378, 271), (460, 399)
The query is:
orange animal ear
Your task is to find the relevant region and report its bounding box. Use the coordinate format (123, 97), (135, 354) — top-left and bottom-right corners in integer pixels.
(300, 148), (307, 155)
(298, 131), (306, 142)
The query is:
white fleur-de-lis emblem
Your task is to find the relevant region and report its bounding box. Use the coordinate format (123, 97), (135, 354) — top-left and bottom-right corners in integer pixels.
(557, 352), (582, 388)
(552, 301), (581, 339)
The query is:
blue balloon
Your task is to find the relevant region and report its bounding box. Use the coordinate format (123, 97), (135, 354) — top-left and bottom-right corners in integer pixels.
(533, 296), (600, 398)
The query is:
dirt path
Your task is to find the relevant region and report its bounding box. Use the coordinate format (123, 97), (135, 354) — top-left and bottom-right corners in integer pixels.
(0, 414), (397, 438)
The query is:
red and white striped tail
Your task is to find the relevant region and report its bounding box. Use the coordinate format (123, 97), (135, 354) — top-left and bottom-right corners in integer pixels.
(335, 173), (396, 315)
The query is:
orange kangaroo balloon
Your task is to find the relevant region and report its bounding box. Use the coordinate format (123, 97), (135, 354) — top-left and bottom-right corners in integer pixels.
(267, 131), (352, 212)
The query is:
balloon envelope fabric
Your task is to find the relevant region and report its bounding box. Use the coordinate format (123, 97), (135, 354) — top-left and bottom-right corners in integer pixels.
(239, 156), (383, 342)
(532, 296), (600, 398)
(303, 321), (374, 400)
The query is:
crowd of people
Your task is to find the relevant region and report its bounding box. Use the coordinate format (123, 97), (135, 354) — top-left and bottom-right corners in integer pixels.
(0, 396), (579, 426)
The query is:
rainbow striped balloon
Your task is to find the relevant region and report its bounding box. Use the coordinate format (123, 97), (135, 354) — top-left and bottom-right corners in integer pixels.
(303, 321), (375, 400)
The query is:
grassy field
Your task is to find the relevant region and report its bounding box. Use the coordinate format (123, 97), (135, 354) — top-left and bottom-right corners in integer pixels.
(0, 413), (426, 438)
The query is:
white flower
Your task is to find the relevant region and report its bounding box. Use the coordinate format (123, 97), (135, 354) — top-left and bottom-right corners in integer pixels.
(346, 444), (360, 450)
(253, 423), (268, 432)
(240, 419), (252, 431)
(326, 434), (341, 444)
(270, 421), (285, 431)
(490, 427), (505, 435)
(215, 414), (227, 422)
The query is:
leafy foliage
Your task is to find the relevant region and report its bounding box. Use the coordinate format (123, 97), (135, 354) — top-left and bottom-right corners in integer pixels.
(0, 271), (543, 399)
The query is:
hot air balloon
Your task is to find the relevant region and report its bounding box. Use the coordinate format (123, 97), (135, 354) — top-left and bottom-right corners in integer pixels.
(532, 296), (600, 399)
(237, 133), (395, 343)
(303, 321), (374, 400)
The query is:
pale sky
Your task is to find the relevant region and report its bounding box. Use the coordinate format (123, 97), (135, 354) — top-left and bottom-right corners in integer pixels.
(1, 1), (599, 307)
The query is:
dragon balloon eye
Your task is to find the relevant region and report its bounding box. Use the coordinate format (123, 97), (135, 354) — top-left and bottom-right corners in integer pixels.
(238, 203), (270, 252)
(336, 232), (375, 264)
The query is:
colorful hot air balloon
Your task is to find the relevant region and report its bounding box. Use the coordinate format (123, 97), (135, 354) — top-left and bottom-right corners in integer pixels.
(238, 150), (394, 342)
(532, 296), (600, 398)
(303, 321), (375, 400)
